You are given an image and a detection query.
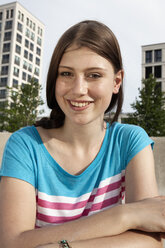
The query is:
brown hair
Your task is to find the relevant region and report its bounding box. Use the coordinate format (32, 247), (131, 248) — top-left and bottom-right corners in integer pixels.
(35, 20), (124, 128)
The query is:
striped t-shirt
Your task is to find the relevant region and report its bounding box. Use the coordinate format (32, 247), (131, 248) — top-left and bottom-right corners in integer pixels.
(0, 122), (153, 228)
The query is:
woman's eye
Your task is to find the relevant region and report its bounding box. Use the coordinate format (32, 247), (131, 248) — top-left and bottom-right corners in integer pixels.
(88, 73), (101, 79)
(60, 72), (72, 77)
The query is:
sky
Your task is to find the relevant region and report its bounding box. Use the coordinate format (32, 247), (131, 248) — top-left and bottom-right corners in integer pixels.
(1, 0), (165, 114)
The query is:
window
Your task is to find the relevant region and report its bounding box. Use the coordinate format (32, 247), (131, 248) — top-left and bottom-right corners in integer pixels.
(22, 72), (26, 80)
(154, 66), (161, 78)
(0, 89), (6, 99)
(14, 55), (20, 66)
(1, 66), (8, 75)
(3, 43), (10, 52)
(23, 60), (28, 70)
(25, 39), (29, 48)
(21, 13), (24, 22)
(13, 79), (18, 88)
(38, 27), (42, 36)
(0, 101), (7, 108)
(31, 32), (35, 41)
(38, 26), (42, 36)
(0, 77), (8, 87)
(145, 66), (152, 78)
(145, 51), (152, 63)
(18, 11), (21, 20)
(0, 12), (3, 20)
(24, 50), (28, 59)
(30, 20), (32, 28)
(155, 81), (162, 94)
(36, 47), (41, 56)
(13, 67), (19, 77)
(10, 9), (14, 18)
(4, 31), (12, 41)
(26, 28), (30, 38)
(26, 18), (29, 26)
(17, 22), (23, 32)
(6, 10), (9, 19)
(5, 20), (12, 30)
(36, 57), (40, 66)
(28, 64), (32, 72)
(37, 37), (41, 46)
(34, 67), (39, 76)
(29, 53), (33, 62)
(0, 23), (1, 31)
(30, 42), (34, 51)
(154, 49), (162, 62)
(2, 54), (9, 64)
(33, 23), (35, 31)
(16, 33), (22, 43)
(15, 44), (21, 54)
(28, 74), (31, 82)
(33, 77), (39, 83)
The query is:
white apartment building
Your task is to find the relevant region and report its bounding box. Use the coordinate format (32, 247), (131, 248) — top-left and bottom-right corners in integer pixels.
(0, 1), (44, 106)
(142, 43), (165, 92)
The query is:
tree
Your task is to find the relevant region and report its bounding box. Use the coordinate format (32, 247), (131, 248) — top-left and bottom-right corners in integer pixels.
(0, 78), (44, 132)
(125, 74), (165, 136)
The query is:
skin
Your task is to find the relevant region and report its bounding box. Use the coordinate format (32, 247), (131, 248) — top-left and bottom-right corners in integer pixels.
(0, 46), (164, 248)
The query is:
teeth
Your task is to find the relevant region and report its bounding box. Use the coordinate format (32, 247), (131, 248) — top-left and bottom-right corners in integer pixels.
(70, 101), (90, 107)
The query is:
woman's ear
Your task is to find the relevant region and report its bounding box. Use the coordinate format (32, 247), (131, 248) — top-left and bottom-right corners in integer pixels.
(113, 70), (124, 94)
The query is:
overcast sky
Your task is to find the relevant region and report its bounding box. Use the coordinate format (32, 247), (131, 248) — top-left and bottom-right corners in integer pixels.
(1, 0), (165, 114)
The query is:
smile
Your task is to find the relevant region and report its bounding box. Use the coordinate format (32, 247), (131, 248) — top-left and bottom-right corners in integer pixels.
(70, 101), (90, 107)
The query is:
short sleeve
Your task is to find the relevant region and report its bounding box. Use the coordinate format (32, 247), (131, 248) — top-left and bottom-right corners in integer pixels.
(120, 124), (154, 169)
(0, 130), (36, 187)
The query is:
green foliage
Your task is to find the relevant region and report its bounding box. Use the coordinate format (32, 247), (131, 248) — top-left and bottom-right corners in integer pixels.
(125, 75), (165, 136)
(0, 78), (44, 132)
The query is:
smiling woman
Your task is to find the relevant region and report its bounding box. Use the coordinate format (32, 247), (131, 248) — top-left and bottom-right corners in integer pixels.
(0, 20), (164, 248)
(55, 46), (122, 126)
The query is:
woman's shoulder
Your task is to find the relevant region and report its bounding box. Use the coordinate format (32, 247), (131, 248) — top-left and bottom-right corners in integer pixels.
(110, 122), (147, 137)
(6, 125), (39, 148)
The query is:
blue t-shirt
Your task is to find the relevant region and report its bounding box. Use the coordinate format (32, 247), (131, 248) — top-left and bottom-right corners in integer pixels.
(0, 122), (153, 228)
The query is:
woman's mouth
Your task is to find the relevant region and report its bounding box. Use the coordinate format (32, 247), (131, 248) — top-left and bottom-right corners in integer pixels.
(68, 100), (92, 110)
(70, 101), (90, 107)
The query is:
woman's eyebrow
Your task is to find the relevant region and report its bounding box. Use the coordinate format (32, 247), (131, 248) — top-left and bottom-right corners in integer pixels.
(58, 65), (73, 70)
(59, 65), (107, 71)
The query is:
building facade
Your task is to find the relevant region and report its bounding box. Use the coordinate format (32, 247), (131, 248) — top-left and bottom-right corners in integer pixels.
(142, 43), (165, 92)
(0, 1), (44, 106)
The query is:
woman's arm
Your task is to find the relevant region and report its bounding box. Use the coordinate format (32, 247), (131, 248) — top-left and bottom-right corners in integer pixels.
(0, 176), (131, 248)
(0, 146), (164, 248)
(36, 231), (162, 248)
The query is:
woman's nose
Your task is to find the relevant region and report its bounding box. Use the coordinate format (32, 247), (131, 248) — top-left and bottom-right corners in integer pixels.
(71, 76), (88, 95)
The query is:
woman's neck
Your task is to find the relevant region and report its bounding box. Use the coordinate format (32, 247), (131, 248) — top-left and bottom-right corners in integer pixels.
(60, 118), (106, 149)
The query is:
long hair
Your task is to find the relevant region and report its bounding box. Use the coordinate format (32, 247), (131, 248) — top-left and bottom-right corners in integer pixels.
(35, 20), (124, 128)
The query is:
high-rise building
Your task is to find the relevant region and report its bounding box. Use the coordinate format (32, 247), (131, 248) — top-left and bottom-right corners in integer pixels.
(0, 1), (44, 106)
(142, 43), (165, 92)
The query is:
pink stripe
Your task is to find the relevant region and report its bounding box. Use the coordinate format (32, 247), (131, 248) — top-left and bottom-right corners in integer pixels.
(37, 212), (83, 224)
(37, 176), (125, 210)
(37, 198), (87, 210)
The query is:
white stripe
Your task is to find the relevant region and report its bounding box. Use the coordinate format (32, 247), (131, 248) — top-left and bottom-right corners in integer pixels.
(38, 205), (84, 217)
(97, 171), (124, 189)
(38, 191), (91, 203)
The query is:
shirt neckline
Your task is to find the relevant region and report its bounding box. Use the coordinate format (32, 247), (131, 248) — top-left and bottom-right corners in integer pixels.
(32, 124), (110, 179)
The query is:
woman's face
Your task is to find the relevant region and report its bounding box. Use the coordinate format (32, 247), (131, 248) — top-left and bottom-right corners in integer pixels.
(55, 45), (122, 126)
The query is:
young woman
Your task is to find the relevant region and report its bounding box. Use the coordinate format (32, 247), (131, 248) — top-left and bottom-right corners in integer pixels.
(0, 20), (164, 248)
